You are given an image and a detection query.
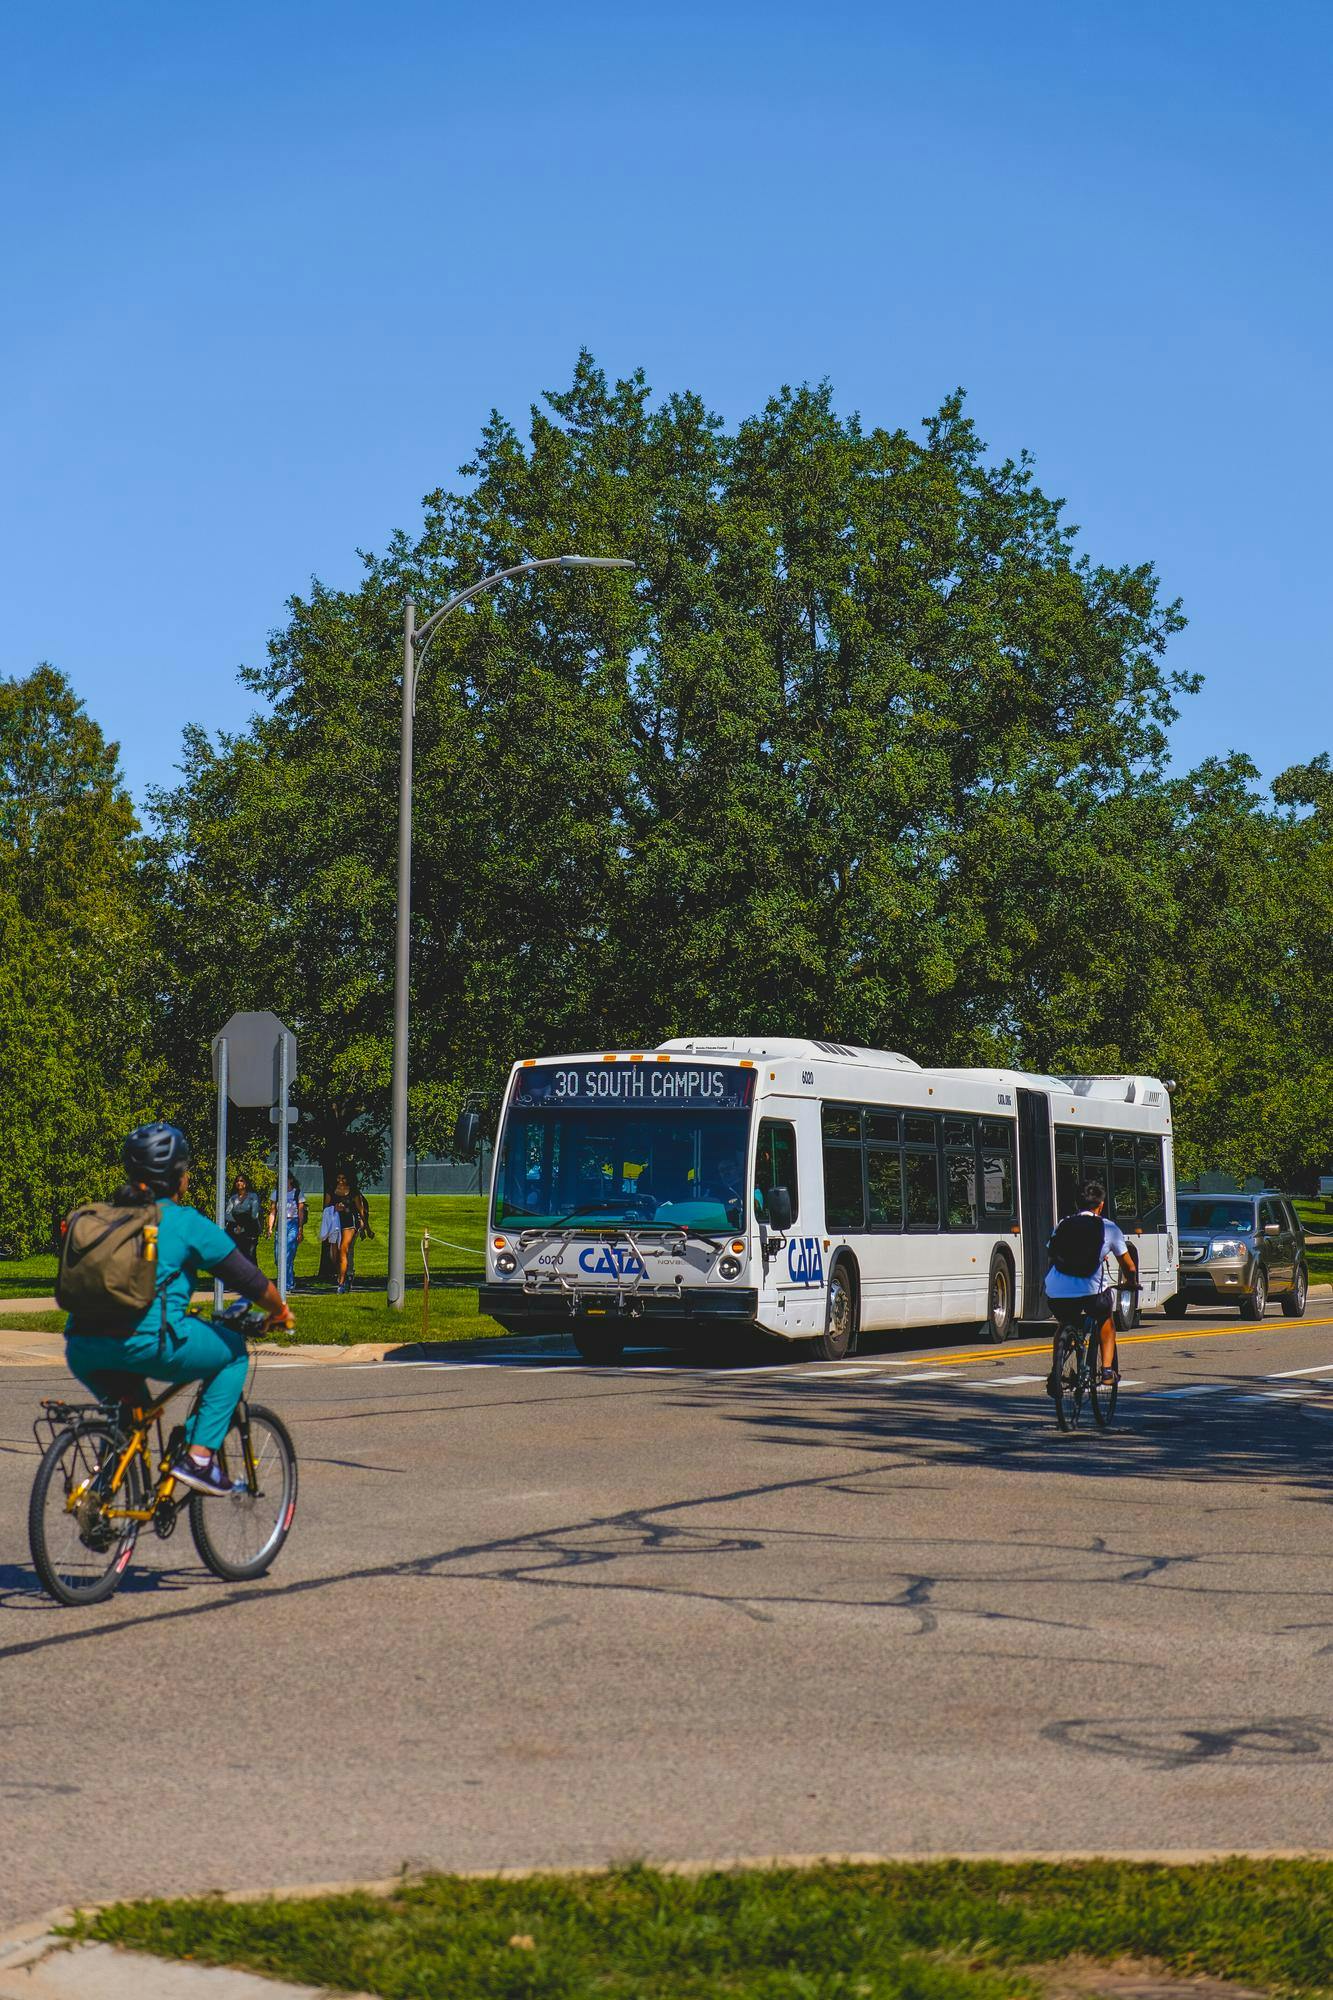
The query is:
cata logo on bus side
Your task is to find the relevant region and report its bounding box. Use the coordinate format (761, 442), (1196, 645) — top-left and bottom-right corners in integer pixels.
(786, 1236), (825, 1287)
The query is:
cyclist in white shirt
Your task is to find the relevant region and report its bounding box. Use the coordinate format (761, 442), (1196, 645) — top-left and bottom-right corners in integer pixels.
(1045, 1179), (1138, 1386)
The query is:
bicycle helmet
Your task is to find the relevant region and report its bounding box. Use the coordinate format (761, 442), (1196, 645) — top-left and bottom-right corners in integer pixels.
(122, 1122), (191, 1194)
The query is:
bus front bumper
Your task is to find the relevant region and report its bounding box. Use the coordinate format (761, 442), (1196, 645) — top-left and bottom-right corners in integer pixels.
(479, 1284), (759, 1325)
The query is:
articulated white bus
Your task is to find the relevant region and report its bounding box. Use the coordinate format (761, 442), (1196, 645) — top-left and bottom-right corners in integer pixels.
(477, 1038), (1177, 1364)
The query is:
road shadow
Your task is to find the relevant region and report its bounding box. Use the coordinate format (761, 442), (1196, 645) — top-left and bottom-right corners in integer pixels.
(683, 1365), (1333, 1500)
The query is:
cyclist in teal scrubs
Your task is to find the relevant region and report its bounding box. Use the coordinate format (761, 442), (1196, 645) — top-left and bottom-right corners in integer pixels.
(64, 1123), (294, 1496)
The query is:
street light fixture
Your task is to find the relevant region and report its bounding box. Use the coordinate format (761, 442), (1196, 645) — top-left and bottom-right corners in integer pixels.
(386, 554), (637, 1308)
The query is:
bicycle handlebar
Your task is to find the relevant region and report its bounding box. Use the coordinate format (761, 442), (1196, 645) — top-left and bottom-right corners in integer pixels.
(212, 1299), (274, 1337)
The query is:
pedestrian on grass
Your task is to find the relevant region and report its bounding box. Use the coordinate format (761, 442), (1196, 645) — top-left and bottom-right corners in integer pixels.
(330, 1170), (358, 1294)
(224, 1173), (262, 1263)
(318, 1187), (343, 1284)
(267, 1172), (306, 1290)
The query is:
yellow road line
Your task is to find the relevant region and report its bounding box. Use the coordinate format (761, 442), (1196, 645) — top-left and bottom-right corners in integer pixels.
(898, 1314), (1333, 1370)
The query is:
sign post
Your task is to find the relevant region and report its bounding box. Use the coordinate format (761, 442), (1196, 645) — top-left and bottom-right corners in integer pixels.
(213, 1038), (229, 1312)
(212, 1010), (297, 1302)
(275, 1028), (291, 1300)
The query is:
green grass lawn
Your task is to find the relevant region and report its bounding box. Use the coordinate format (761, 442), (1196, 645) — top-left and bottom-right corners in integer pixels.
(0, 1248), (59, 1298)
(0, 1195), (508, 1345)
(73, 1858), (1333, 2000)
(0, 1289), (508, 1345)
(0, 1196), (487, 1298)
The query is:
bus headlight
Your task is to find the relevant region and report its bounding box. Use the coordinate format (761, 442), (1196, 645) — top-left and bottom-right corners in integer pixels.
(718, 1255), (743, 1280)
(495, 1251), (518, 1275)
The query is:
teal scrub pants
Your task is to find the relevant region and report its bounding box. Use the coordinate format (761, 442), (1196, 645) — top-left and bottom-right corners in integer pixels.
(65, 1318), (249, 1450)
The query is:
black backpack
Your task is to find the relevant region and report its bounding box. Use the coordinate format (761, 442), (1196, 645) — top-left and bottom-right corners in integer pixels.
(1046, 1211), (1107, 1280)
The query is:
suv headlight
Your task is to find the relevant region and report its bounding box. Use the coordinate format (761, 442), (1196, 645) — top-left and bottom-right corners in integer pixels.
(1209, 1238), (1248, 1259)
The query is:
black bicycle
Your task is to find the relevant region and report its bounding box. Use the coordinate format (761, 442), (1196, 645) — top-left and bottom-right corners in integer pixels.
(1050, 1284), (1137, 1433)
(29, 1302), (297, 1607)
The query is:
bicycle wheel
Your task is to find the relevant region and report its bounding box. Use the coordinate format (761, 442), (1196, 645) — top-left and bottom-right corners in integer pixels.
(1052, 1327), (1085, 1432)
(189, 1403), (297, 1582)
(29, 1422), (144, 1606)
(1091, 1339), (1120, 1429)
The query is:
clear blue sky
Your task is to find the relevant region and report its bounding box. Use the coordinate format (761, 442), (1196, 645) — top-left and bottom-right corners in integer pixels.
(2, 0), (1328, 800)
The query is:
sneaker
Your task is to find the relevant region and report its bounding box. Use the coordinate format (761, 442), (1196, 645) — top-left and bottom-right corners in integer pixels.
(171, 1454), (237, 1498)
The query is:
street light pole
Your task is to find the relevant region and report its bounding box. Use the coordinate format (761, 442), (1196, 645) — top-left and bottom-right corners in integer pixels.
(385, 554), (637, 1309)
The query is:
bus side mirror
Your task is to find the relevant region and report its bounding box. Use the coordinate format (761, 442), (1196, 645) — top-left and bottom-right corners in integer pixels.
(453, 1110), (480, 1161)
(765, 1187), (793, 1232)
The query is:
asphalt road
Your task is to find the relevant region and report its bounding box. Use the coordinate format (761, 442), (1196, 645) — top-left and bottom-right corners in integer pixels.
(4, 1303), (1333, 1924)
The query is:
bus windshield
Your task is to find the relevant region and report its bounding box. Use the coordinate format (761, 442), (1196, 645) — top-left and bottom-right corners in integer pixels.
(492, 1112), (752, 1232)
(493, 1105), (754, 1232)
(494, 1060), (759, 1232)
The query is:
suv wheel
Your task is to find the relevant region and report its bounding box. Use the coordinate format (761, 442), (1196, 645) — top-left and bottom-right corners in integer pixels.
(1282, 1262), (1309, 1319)
(1240, 1267), (1268, 1322)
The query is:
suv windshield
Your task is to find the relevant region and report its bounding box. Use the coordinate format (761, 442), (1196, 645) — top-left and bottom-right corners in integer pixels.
(1178, 1200), (1255, 1232)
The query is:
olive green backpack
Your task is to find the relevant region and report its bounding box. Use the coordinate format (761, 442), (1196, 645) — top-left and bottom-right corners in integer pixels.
(56, 1203), (162, 1334)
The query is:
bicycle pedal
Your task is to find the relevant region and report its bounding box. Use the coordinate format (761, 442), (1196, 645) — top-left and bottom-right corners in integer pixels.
(152, 1499), (181, 1540)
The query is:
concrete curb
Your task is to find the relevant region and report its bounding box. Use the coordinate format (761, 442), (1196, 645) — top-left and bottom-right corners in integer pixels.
(12, 1847), (1333, 1957)
(3, 1295), (1330, 1368)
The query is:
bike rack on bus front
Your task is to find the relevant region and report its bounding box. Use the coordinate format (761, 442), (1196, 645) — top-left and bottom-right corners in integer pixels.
(513, 1223), (728, 1316)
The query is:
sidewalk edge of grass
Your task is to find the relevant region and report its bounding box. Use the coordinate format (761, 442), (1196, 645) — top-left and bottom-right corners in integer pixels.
(16, 1846), (1333, 1948)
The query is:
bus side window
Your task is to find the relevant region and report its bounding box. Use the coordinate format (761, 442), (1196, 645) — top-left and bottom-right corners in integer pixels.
(867, 1146), (903, 1229)
(1054, 1127), (1079, 1218)
(756, 1119), (799, 1224)
(1080, 1132), (1109, 1194)
(979, 1119), (1015, 1221)
(1112, 1135), (1139, 1227)
(821, 1104), (865, 1232)
(1136, 1137), (1165, 1227)
(945, 1147), (978, 1229)
(903, 1116), (941, 1232)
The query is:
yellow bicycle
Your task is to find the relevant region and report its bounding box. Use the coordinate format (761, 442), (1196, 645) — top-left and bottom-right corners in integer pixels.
(28, 1304), (297, 1607)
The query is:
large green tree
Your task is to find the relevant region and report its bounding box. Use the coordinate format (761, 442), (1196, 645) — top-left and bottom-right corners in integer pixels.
(147, 354), (1329, 1187)
(0, 667), (159, 1252)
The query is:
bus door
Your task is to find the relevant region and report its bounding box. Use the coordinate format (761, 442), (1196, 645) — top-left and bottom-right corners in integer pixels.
(1016, 1088), (1055, 1320)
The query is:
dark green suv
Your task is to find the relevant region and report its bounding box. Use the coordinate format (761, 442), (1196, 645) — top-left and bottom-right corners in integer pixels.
(1169, 1191), (1308, 1319)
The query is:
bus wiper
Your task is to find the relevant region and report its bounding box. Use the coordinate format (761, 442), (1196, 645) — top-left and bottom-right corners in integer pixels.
(518, 1209), (633, 1231)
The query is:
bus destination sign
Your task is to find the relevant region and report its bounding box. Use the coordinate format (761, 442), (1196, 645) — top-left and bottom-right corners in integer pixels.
(512, 1063), (756, 1111)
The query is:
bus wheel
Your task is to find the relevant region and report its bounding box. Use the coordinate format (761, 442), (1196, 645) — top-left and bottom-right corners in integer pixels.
(808, 1260), (858, 1362)
(985, 1250), (1015, 1343)
(573, 1327), (625, 1366)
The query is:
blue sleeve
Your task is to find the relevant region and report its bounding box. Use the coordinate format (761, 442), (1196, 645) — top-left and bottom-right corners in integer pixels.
(184, 1207), (243, 1276)
(1105, 1220), (1131, 1258)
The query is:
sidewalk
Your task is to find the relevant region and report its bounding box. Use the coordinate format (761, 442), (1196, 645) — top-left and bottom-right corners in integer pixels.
(0, 1322), (571, 1369)
(0, 1931), (363, 1998)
